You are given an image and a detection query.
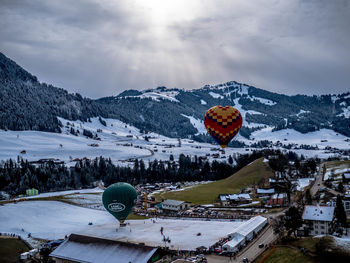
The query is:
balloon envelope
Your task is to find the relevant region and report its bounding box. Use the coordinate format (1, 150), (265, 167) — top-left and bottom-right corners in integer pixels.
(102, 182), (138, 223)
(204, 105), (243, 148)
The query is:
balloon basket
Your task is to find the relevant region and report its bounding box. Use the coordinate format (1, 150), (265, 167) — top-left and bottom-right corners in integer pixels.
(120, 223), (127, 227)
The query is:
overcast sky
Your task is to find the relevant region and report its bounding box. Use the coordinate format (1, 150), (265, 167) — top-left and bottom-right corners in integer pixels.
(0, 0), (349, 98)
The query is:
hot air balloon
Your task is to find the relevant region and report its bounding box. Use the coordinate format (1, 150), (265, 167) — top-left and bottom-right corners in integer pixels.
(102, 182), (138, 225)
(204, 105), (243, 149)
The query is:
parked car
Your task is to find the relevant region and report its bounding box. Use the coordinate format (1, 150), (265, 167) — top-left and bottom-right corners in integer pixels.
(258, 243), (264, 248)
(185, 257), (198, 262)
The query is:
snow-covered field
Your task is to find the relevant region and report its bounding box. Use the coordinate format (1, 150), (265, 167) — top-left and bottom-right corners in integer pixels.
(0, 201), (244, 250)
(0, 116), (349, 166)
(14, 187), (103, 201)
(251, 127), (350, 150)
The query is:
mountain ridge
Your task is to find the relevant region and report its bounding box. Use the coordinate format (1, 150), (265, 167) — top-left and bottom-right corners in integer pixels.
(0, 52), (349, 140)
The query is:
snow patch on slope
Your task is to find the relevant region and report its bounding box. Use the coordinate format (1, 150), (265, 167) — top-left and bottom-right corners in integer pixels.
(200, 99), (207, 105)
(251, 128), (350, 150)
(122, 90), (179, 102)
(337, 106), (350, 118)
(233, 98), (263, 117)
(296, 110), (310, 117)
(209, 92), (224, 99)
(182, 115), (207, 135)
(250, 96), (276, 106)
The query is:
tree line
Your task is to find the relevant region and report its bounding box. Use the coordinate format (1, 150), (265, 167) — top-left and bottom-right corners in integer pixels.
(0, 150), (283, 196)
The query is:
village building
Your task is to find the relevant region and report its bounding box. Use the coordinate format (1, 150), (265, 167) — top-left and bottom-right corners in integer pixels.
(161, 199), (189, 212)
(222, 216), (267, 253)
(301, 205), (335, 236)
(256, 188), (275, 197)
(219, 194), (252, 206)
(50, 234), (163, 263)
(266, 193), (288, 207)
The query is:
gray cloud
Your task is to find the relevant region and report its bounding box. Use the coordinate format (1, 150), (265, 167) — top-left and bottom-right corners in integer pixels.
(0, 0), (349, 98)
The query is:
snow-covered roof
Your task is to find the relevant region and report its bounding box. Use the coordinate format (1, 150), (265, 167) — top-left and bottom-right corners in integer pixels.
(270, 193), (287, 199)
(229, 216), (267, 238)
(344, 173), (350, 179)
(162, 199), (185, 206)
(302, 205), (335, 222)
(228, 194), (251, 201)
(50, 234), (158, 263)
(257, 188), (275, 194)
(220, 194), (251, 202)
(223, 233), (245, 249)
(220, 195), (227, 202)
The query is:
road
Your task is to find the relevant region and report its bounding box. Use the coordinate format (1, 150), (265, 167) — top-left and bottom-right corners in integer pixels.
(206, 225), (278, 263)
(310, 162), (341, 198)
(310, 164), (324, 197)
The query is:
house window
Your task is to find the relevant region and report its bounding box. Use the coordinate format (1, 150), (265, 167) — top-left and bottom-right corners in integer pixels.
(314, 225), (318, 229)
(315, 231), (318, 234)
(321, 226), (325, 229)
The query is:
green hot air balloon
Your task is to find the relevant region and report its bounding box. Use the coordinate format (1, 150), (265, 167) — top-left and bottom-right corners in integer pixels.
(102, 182), (138, 225)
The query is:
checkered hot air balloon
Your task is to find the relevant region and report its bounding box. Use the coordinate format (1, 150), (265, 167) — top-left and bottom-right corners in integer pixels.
(204, 105), (243, 149)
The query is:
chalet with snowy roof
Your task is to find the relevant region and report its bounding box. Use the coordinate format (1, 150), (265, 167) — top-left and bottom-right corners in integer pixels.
(161, 199), (189, 212)
(256, 188), (275, 197)
(302, 205), (335, 236)
(219, 194), (252, 206)
(50, 234), (163, 263)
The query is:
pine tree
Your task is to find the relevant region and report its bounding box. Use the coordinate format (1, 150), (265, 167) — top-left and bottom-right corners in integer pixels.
(228, 155), (234, 165)
(284, 206), (303, 238)
(335, 195), (347, 227)
(337, 182), (344, 193)
(305, 189), (312, 205)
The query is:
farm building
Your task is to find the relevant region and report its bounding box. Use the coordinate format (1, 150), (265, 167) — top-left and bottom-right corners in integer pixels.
(302, 205), (335, 236)
(223, 216), (267, 253)
(161, 199), (189, 212)
(219, 194), (252, 206)
(50, 234), (163, 263)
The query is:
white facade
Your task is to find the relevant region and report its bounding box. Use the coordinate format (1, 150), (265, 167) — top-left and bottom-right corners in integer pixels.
(223, 216), (267, 253)
(302, 205), (335, 236)
(222, 233), (245, 253)
(161, 199), (189, 212)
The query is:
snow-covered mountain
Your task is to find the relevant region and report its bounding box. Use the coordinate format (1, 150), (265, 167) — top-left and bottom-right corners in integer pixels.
(1, 51), (350, 148)
(102, 81), (350, 141)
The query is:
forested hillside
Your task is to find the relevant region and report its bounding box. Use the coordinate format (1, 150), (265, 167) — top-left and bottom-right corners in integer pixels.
(1, 52), (349, 138)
